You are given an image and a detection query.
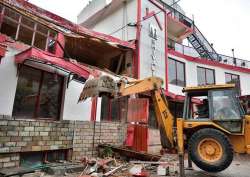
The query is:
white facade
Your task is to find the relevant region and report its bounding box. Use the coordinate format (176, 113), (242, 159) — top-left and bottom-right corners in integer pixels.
(139, 0), (166, 88)
(0, 47), (95, 121)
(0, 48), (19, 116)
(78, 0), (250, 97)
(168, 53), (250, 96)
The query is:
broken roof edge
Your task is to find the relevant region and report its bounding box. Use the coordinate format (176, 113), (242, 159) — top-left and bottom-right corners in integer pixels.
(2, 0), (136, 50)
(15, 47), (90, 79)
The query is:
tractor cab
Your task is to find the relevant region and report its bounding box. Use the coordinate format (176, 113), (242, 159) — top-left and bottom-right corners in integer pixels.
(183, 84), (245, 133)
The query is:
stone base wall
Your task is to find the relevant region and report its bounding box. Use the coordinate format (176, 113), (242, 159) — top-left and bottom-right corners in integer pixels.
(0, 118), (126, 168)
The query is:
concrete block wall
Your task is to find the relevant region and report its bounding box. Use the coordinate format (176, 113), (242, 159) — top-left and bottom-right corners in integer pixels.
(72, 121), (127, 161)
(0, 117), (126, 168)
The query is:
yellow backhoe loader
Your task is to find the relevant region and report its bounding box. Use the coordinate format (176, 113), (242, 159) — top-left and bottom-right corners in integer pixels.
(79, 76), (250, 176)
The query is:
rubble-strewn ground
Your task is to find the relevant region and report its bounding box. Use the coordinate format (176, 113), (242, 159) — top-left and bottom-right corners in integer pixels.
(8, 154), (250, 177)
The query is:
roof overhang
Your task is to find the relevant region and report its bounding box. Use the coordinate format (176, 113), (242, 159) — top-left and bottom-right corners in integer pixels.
(15, 47), (90, 78)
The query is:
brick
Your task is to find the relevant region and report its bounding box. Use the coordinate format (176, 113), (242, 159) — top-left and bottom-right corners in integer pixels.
(40, 132), (49, 136)
(29, 131), (39, 136)
(35, 127), (44, 131)
(21, 146), (32, 151)
(0, 120), (8, 125)
(0, 147), (9, 153)
(11, 155), (19, 161)
(10, 147), (21, 152)
(32, 136), (42, 141)
(24, 127), (34, 131)
(50, 145), (59, 150)
(3, 162), (16, 168)
(55, 141), (62, 145)
(42, 146), (50, 151)
(14, 126), (24, 131)
(4, 142), (16, 147)
(44, 127), (51, 131)
(16, 142), (27, 146)
(32, 146), (42, 151)
(11, 137), (22, 141)
(0, 157), (10, 163)
(22, 137), (32, 142)
(37, 141), (45, 146)
(20, 131), (29, 136)
(19, 121), (30, 126)
(42, 136), (50, 141)
(0, 137), (10, 142)
(0, 132), (6, 136)
(30, 121), (40, 126)
(8, 121), (19, 126)
(7, 131), (18, 136)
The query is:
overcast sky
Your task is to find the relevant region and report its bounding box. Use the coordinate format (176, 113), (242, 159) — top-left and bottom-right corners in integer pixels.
(29, 0), (250, 60)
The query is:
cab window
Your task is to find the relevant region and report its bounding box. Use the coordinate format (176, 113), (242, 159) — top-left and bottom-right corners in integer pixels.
(185, 91), (210, 120)
(211, 90), (242, 120)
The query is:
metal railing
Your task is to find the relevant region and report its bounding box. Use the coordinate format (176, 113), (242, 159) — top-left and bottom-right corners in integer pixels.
(168, 41), (250, 69)
(160, 1), (250, 69)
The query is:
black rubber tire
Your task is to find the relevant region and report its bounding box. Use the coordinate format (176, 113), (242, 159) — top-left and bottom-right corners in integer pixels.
(188, 128), (233, 172)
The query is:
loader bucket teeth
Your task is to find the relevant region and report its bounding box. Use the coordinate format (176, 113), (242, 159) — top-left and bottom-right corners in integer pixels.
(78, 75), (118, 102)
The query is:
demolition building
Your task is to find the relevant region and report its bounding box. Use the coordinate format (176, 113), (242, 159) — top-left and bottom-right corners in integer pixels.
(0, 0), (250, 168)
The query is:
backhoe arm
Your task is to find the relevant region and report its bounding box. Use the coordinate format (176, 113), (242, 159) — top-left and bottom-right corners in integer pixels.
(79, 76), (175, 149)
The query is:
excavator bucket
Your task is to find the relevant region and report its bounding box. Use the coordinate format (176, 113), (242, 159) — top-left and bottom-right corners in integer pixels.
(78, 75), (118, 102)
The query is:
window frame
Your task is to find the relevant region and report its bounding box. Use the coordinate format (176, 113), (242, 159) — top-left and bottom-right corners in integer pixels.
(225, 72), (241, 95)
(197, 66), (215, 85)
(13, 65), (64, 120)
(168, 57), (186, 87)
(0, 5), (57, 52)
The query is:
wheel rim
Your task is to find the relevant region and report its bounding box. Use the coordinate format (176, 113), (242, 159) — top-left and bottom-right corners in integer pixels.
(197, 138), (223, 163)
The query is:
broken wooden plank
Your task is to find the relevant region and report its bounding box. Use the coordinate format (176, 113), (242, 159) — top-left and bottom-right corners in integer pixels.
(103, 165), (124, 177)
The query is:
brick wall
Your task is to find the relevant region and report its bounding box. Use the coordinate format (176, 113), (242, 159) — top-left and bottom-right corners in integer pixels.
(0, 118), (126, 168)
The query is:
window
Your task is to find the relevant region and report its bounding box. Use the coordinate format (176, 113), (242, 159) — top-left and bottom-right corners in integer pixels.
(13, 66), (64, 120)
(188, 95), (209, 119)
(211, 89), (243, 133)
(168, 58), (186, 86)
(197, 67), (215, 85)
(20, 149), (70, 167)
(0, 6), (57, 52)
(212, 90), (241, 120)
(225, 73), (241, 95)
(100, 96), (126, 122)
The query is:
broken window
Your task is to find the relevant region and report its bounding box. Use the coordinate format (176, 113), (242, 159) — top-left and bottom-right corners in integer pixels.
(13, 65), (64, 120)
(0, 5), (57, 52)
(20, 149), (70, 168)
(100, 96), (126, 122)
(1, 7), (19, 39)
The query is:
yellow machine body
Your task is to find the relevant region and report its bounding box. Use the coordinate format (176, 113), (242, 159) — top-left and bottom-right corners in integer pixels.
(79, 76), (250, 173)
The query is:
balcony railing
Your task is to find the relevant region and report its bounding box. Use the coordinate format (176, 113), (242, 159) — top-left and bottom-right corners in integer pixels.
(168, 41), (250, 69)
